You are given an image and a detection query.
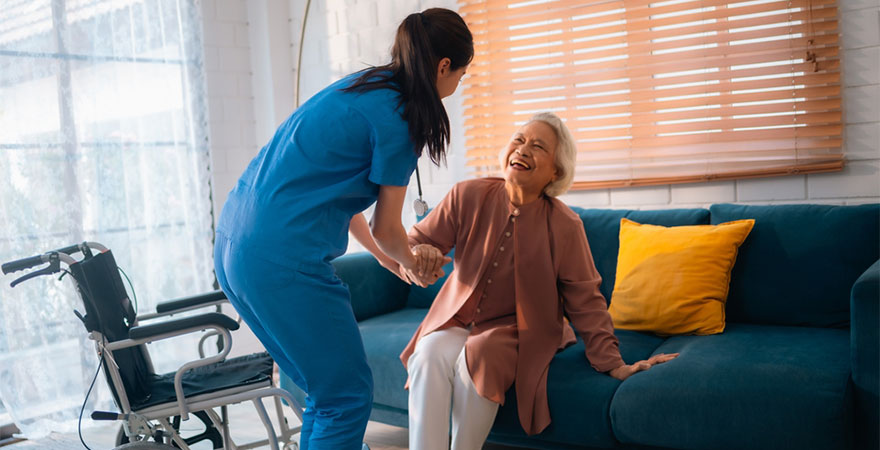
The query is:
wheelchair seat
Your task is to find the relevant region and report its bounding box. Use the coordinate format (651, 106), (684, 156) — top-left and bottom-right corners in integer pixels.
(131, 351), (274, 411)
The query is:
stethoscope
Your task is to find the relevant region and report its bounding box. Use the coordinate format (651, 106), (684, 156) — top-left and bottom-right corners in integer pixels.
(413, 166), (428, 217)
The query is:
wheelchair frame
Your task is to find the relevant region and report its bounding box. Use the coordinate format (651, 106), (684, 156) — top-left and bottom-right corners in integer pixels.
(2, 242), (305, 450)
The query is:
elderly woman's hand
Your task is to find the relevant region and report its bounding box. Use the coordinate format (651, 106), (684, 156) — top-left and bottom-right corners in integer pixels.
(412, 244), (451, 278)
(403, 266), (446, 287)
(607, 353), (679, 381)
(403, 244), (451, 287)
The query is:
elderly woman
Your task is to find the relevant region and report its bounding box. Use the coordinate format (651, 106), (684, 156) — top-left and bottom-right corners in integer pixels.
(397, 112), (677, 450)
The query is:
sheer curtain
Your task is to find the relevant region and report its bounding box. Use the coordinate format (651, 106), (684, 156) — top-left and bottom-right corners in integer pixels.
(0, 0), (215, 438)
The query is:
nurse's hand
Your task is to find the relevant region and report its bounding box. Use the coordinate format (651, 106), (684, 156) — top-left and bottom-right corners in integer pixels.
(402, 266), (445, 287)
(411, 244), (451, 279)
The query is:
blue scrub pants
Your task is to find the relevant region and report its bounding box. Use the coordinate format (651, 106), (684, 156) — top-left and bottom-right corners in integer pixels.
(214, 233), (373, 450)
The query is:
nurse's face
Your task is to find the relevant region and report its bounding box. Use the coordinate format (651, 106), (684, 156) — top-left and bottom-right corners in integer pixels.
(436, 58), (468, 99)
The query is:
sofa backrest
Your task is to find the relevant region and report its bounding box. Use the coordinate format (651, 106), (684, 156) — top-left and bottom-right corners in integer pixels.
(403, 203), (880, 329)
(710, 203), (879, 328)
(570, 207), (711, 303)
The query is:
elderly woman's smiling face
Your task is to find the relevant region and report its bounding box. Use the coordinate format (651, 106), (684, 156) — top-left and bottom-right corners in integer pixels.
(502, 120), (559, 197)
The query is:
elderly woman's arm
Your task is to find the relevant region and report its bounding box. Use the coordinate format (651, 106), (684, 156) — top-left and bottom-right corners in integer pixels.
(556, 216), (626, 373)
(558, 216), (677, 379)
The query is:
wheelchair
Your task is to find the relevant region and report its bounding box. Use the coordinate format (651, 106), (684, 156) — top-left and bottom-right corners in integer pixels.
(2, 242), (304, 450)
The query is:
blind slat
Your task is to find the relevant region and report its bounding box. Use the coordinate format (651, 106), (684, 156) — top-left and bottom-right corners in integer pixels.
(459, 0), (842, 187)
(464, 72), (839, 108)
(464, 47), (839, 86)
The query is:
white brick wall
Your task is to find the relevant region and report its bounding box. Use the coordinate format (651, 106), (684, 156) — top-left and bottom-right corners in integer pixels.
(202, 0), (257, 224)
(205, 0), (880, 222)
(200, 0), (262, 357)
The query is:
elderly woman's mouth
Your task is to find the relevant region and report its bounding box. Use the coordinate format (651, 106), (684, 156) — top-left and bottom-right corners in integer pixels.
(510, 158), (531, 170)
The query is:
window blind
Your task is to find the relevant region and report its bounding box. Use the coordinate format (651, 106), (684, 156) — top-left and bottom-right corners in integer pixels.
(458, 0), (842, 189)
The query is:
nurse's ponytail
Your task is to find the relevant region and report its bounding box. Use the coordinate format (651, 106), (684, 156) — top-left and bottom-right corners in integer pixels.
(344, 8), (473, 165)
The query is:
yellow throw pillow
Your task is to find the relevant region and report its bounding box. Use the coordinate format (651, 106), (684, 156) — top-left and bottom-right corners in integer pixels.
(608, 217), (755, 335)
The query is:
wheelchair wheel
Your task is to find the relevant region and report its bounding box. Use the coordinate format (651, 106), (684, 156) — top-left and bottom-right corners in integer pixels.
(113, 443), (177, 450)
(283, 442), (299, 450)
(115, 411), (223, 449)
(115, 426), (160, 447)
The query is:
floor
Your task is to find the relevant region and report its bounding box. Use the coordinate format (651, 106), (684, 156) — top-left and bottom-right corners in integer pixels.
(7, 399), (525, 449)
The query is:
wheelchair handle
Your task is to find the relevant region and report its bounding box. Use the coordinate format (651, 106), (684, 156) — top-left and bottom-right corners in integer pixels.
(1, 254), (47, 275)
(2, 242), (107, 275)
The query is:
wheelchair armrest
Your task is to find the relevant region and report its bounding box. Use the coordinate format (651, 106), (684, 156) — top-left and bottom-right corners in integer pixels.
(129, 312), (239, 341)
(155, 290), (228, 314)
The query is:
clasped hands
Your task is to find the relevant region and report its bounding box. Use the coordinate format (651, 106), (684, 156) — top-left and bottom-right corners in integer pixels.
(380, 244), (450, 288)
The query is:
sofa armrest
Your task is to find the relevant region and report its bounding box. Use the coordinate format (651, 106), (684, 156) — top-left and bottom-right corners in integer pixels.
(852, 259), (879, 450)
(332, 252), (410, 321)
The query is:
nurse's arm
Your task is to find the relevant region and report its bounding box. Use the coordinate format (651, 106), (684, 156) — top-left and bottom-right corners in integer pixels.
(350, 213), (409, 283)
(372, 185), (432, 287)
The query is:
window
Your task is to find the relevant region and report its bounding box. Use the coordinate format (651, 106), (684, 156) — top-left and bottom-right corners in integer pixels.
(0, 0), (215, 436)
(459, 0), (841, 189)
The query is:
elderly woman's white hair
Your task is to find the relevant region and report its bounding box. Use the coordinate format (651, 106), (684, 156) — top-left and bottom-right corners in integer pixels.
(528, 112), (577, 197)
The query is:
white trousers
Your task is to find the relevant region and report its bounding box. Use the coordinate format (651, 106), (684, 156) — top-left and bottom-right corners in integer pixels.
(407, 327), (500, 450)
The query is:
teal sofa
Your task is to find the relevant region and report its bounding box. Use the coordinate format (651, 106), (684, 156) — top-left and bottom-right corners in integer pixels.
(281, 203), (879, 450)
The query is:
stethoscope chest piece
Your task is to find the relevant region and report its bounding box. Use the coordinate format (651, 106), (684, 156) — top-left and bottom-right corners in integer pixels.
(413, 165), (428, 216)
(413, 198), (428, 216)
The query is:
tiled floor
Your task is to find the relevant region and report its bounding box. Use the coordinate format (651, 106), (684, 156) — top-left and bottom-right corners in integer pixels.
(8, 400), (524, 449)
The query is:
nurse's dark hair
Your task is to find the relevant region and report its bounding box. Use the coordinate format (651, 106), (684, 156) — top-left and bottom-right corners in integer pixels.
(343, 8), (473, 165)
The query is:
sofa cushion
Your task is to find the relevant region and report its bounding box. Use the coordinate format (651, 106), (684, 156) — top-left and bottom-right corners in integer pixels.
(610, 323), (852, 450)
(609, 218), (755, 336)
(571, 207), (711, 303)
(710, 203), (880, 327)
(359, 307), (427, 411)
(489, 330), (665, 449)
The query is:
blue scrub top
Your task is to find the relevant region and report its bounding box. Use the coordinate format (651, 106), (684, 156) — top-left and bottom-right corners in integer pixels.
(216, 72), (418, 271)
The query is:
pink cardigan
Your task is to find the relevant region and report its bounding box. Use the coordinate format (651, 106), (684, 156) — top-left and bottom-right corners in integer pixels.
(400, 178), (624, 435)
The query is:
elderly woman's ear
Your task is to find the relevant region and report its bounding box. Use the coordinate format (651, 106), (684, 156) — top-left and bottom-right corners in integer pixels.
(528, 112), (576, 198)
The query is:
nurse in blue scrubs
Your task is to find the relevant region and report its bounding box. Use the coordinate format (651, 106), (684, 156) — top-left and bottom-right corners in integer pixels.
(213, 8), (473, 450)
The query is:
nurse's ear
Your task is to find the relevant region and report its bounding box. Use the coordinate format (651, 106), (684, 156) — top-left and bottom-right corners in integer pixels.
(436, 57), (451, 79)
